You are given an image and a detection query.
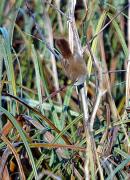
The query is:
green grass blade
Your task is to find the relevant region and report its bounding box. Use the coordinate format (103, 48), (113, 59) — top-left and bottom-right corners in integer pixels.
(0, 106), (38, 179)
(38, 58), (61, 130)
(106, 156), (130, 180)
(12, 47), (23, 98)
(87, 11), (107, 76)
(0, 28), (17, 96)
(0, 0), (6, 25)
(8, 0), (23, 44)
(107, 13), (128, 58)
(31, 45), (42, 106)
(60, 86), (73, 129)
(52, 114), (83, 143)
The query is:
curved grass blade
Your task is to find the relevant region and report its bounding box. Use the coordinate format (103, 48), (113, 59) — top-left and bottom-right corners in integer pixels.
(52, 114), (83, 143)
(87, 11), (107, 76)
(1, 134), (26, 180)
(24, 97), (79, 117)
(0, 27), (16, 96)
(106, 156), (130, 180)
(28, 154), (46, 180)
(2, 92), (71, 145)
(107, 13), (128, 58)
(0, 106), (38, 179)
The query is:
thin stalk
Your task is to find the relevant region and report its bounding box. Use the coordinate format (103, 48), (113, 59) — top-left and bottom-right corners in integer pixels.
(67, 1), (90, 179)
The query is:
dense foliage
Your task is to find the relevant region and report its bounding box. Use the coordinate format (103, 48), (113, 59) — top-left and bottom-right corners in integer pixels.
(0, 0), (130, 179)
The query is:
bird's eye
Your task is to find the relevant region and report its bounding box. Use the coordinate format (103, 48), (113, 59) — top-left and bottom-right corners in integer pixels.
(75, 78), (79, 82)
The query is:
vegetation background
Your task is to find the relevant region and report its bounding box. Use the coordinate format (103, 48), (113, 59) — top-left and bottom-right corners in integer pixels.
(0, 0), (130, 179)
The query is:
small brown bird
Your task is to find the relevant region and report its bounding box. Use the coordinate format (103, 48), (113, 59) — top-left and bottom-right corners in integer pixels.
(55, 38), (87, 86)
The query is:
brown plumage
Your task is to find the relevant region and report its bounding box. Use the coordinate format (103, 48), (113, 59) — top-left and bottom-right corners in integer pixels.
(55, 38), (87, 85)
(55, 39), (73, 59)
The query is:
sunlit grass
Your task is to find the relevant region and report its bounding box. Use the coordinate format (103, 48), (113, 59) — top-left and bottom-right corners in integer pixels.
(0, 0), (130, 179)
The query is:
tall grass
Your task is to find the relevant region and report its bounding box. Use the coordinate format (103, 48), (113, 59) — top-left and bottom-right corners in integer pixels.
(0, 0), (130, 179)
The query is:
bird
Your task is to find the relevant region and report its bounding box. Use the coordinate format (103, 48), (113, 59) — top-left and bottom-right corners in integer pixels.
(55, 38), (87, 86)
